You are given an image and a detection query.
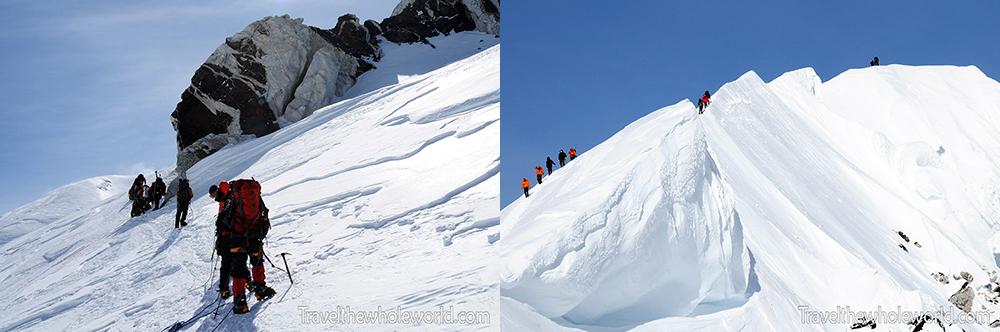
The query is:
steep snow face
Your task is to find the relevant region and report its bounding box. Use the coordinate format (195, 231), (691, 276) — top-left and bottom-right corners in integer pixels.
(500, 65), (1000, 331)
(498, 102), (752, 327)
(0, 33), (498, 332)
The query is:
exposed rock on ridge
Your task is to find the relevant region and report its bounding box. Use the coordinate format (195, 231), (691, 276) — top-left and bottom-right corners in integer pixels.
(170, 15), (380, 173)
(170, 0), (500, 174)
(381, 0), (499, 43)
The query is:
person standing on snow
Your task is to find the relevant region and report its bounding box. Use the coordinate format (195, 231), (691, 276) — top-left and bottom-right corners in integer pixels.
(558, 150), (567, 167)
(129, 174), (146, 217)
(698, 91), (711, 114)
(546, 157), (556, 175)
(870, 57), (879, 66)
(175, 178), (193, 228)
(522, 178), (531, 198)
(221, 180), (276, 314)
(569, 148), (577, 161)
(141, 183), (153, 213)
(151, 176), (167, 210)
(535, 166), (544, 184)
(210, 182), (233, 299)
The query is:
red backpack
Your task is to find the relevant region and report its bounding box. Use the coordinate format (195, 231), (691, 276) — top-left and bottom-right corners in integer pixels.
(222, 179), (270, 236)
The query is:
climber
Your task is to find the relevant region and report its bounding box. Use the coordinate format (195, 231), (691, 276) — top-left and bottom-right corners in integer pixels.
(522, 178), (531, 198)
(569, 148), (577, 161)
(210, 182), (233, 299)
(151, 176), (167, 210)
(535, 165), (544, 184)
(558, 150), (567, 167)
(129, 174), (146, 217)
(175, 178), (193, 228)
(698, 91), (711, 114)
(546, 157), (556, 175)
(870, 56), (879, 66)
(220, 179), (276, 314)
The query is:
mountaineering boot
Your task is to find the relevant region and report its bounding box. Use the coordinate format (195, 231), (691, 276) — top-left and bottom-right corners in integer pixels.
(233, 294), (249, 314)
(252, 281), (276, 301)
(219, 287), (231, 300)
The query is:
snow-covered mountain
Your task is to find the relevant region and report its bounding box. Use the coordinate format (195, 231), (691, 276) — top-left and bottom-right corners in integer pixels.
(499, 65), (1000, 331)
(172, 0), (500, 178)
(0, 32), (498, 332)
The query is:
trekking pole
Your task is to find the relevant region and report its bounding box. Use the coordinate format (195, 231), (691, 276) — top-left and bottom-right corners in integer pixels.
(280, 253), (293, 284)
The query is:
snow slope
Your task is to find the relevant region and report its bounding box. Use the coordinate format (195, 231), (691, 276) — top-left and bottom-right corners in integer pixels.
(499, 65), (1000, 331)
(0, 175), (133, 246)
(0, 31), (499, 332)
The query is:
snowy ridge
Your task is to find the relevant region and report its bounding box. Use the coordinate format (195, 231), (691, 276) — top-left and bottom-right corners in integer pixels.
(0, 32), (498, 332)
(0, 175), (133, 246)
(499, 65), (1000, 331)
(498, 102), (751, 328)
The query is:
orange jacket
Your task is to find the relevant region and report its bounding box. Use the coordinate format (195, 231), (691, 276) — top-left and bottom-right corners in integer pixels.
(569, 148), (577, 157)
(522, 178), (531, 189)
(216, 181), (230, 211)
(536, 166), (544, 175)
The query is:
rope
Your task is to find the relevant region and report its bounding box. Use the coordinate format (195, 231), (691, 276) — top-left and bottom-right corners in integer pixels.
(199, 246), (218, 293)
(162, 294), (222, 332)
(210, 307), (233, 332)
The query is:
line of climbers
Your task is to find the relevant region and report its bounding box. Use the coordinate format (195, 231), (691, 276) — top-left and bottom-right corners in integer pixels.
(524, 55), (886, 197)
(128, 173), (194, 228)
(522, 148), (578, 198)
(128, 173), (168, 217)
(698, 91), (711, 114)
(128, 173), (277, 315)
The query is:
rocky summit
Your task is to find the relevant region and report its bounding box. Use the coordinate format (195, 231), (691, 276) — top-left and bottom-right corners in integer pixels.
(169, 0), (499, 176)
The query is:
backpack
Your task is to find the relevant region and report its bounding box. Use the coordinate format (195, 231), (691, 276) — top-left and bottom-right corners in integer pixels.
(154, 178), (166, 196)
(177, 179), (193, 205)
(221, 179), (270, 237)
(129, 185), (142, 201)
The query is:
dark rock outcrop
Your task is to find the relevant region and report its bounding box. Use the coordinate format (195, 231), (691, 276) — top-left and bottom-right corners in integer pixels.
(380, 0), (500, 44)
(170, 15), (380, 175)
(312, 14), (382, 62)
(169, 0), (500, 174)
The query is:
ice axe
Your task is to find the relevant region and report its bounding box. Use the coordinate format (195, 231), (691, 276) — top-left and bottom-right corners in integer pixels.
(280, 252), (293, 284)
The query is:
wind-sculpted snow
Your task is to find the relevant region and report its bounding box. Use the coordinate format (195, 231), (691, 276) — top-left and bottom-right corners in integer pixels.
(0, 176), (132, 246)
(498, 102), (752, 327)
(0, 33), (498, 331)
(501, 65), (1000, 331)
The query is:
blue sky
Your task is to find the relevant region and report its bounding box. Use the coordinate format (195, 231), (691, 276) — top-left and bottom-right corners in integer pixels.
(501, 0), (1000, 207)
(0, 0), (400, 215)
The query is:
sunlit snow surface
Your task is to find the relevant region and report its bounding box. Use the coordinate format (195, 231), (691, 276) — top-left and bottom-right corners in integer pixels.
(0, 32), (499, 332)
(499, 65), (1000, 331)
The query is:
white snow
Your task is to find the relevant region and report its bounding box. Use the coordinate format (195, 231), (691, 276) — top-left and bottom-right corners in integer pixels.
(0, 175), (133, 246)
(0, 31), (499, 332)
(499, 65), (1000, 331)
(498, 100), (751, 327)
